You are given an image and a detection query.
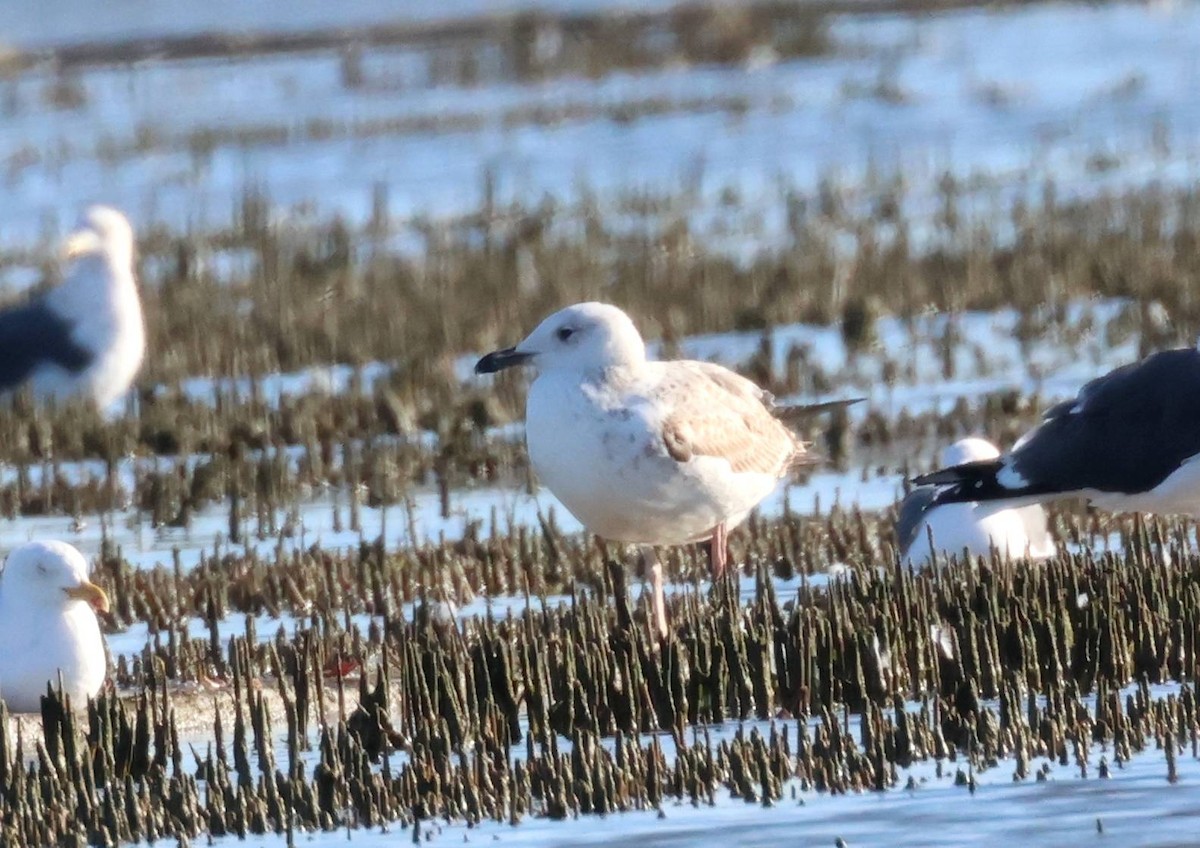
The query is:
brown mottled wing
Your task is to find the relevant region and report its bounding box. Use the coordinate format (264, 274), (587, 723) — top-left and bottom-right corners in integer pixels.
(657, 361), (805, 477)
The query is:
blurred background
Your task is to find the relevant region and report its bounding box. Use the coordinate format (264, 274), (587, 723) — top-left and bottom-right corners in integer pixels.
(6, 0), (1198, 330)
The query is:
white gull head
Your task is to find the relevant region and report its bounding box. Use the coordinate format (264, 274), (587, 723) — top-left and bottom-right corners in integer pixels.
(941, 437), (1000, 466)
(63, 205), (136, 268)
(2, 540), (109, 614)
(476, 302), (647, 376)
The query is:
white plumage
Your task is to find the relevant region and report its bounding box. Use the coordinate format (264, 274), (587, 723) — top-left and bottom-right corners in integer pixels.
(0, 541), (109, 712)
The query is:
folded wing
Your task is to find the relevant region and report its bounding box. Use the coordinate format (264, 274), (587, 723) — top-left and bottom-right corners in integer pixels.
(0, 298), (91, 393)
(657, 361), (806, 477)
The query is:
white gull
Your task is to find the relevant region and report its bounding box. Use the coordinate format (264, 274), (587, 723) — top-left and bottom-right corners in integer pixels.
(897, 437), (1055, 566)
(0, 541), (109, 713)
(476, 302), (809, 634)
(0, 206), (145, 411)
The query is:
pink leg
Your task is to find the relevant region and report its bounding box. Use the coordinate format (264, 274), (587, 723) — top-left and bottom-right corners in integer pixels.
(709, 522), (729, 579)
(642, 547), (668, 639)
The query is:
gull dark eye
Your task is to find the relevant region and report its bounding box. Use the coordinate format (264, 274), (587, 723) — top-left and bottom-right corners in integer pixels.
(556, 327), (575, 342)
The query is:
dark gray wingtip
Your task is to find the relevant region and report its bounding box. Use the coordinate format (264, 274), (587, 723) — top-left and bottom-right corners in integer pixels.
(910, 468), (963, 487)
(895, 487), (939, 556)
(910, 458), (995, 488)
(911, 457), (1042, 507)
(777, 397), (865, 422)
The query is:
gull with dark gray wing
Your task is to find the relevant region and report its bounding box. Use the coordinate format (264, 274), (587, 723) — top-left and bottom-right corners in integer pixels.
(913, 348), (1200, 515)
(0, 206), (145, 411)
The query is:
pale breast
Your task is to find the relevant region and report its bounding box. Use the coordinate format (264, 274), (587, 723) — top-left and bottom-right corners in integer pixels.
(524, 367), (792, 545)
(87, 321), (146, 408)
(0, 604), (106, 712)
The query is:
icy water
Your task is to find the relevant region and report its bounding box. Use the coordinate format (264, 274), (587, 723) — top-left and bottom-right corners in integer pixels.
(161, 685), (1200, 848)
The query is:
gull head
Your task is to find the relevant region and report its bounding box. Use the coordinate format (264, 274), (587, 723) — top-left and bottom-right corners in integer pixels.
(940, 437), (1000, 467)
(476, 302), (646, 375)
(1, 541), (110, 614)
(63, 205), (135, 268)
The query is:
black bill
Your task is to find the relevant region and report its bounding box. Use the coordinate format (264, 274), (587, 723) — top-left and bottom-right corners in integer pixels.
(475, 347), (534, 374)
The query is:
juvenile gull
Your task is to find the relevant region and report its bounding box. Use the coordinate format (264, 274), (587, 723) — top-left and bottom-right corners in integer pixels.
(897, 437), (1055, 567)
(914, 347), (1200, 515)
(476, 302), (811, 635)
(0, 206), (145, 410)
(0, 541), (109, 712)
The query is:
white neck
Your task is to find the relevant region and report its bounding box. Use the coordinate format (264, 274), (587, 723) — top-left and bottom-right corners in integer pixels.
(47, 254), (142, 346)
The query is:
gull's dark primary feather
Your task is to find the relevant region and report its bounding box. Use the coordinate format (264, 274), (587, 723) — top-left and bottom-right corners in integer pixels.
(776, 397), (865, 423)
(914, 459), (1045, 507)
(914, 348), (1200, 507)
(0, 297), (91, 392)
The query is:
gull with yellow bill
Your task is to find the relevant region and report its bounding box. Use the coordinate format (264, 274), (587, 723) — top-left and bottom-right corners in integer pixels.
(0, 541), (110, 712)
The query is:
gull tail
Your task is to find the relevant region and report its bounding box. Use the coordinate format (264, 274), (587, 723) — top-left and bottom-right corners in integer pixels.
(911, 459), (1044, 506)
(778, 397), (863, 470)
(776, 397), (864, 423)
